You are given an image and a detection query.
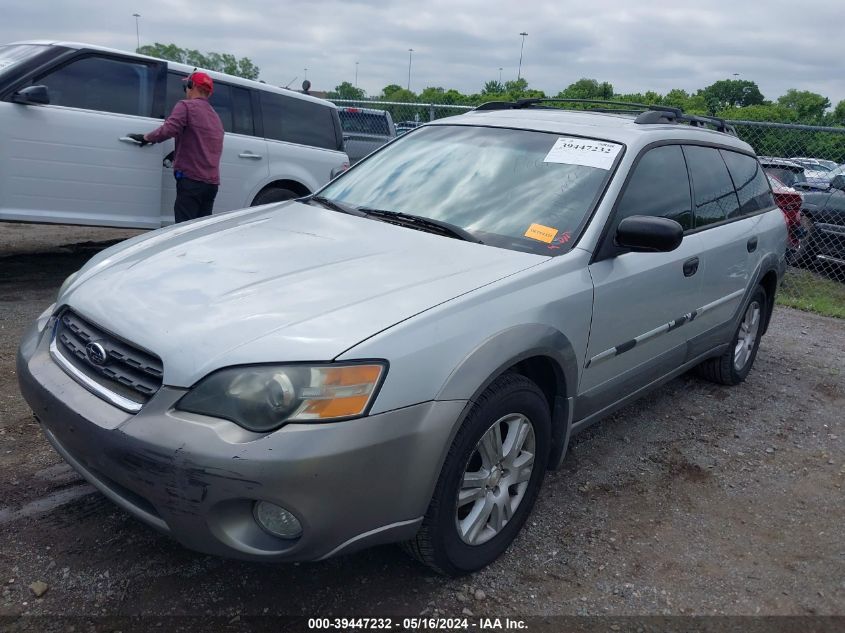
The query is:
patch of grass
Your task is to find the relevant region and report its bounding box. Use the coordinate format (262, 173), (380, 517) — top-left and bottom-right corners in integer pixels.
(777, 267), (845, 319)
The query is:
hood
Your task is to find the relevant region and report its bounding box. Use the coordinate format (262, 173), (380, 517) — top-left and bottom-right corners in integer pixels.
(63, 202), (545, 386)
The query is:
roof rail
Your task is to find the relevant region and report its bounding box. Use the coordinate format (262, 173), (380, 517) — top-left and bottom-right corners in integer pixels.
(473, 98), (737, 136)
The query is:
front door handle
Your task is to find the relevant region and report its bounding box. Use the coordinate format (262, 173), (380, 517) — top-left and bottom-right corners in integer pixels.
(747, 236), (758, 253)
(683, 256), (699, 277)
(238, 152), (263, 160)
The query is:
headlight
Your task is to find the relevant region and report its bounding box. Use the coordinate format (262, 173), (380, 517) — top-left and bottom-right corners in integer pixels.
(176, 362), (387, 432)
(57, 271), (79, 300)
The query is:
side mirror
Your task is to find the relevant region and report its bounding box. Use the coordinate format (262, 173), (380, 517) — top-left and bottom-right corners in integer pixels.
(12, 85), (50, 105)
(616, 215), (684, 253)
(830, 174), (845, 191)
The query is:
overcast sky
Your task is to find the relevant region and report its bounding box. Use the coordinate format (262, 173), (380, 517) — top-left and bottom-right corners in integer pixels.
(4, 0), (845, 104)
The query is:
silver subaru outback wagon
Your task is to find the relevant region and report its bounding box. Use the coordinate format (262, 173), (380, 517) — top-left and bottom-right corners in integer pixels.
(18, 100), (787, 576)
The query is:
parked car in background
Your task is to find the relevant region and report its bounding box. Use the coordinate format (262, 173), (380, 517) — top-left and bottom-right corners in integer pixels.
(0, 41), (348, 228)
(19, 100), (786, 575)
(759, 157), (810, 187)
(767, 174), (804, 260)
(337, 106), (396, 164)
(790, 172), (845, 267)
(396, 120), (424, 136)
(790, 157), (838, 172)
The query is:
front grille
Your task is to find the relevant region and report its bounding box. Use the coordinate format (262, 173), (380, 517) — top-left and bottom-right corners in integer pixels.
(54, 310), (163, 407)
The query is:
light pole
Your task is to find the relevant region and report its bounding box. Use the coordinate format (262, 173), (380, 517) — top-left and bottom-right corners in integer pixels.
(304, 67), (308, 80)
(498, 67), (503, 84)
(407, 49), (414, 91)
(132, 13), (141, 51)
(355, 61), (359, 88)
(517, 32), (528, 81)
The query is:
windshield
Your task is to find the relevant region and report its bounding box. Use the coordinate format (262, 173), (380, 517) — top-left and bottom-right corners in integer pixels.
(319, 125), (620, 255)
(0, 44), (47, 76)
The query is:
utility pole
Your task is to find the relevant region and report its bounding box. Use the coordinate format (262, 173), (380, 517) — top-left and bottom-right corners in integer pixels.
(498, 67), (503, 84)
(517, 32), (528, 81)
(304, 67), (308, 80)
(407, 49), (414, 91)
(355, 61), (359, 88)
(132, 13), (141, 51)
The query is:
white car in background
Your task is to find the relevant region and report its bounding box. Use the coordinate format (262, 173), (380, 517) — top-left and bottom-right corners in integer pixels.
(0, 41), (349, 228)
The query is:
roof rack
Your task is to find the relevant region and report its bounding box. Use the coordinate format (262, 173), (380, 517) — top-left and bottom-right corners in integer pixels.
(473, 98), (737, 135)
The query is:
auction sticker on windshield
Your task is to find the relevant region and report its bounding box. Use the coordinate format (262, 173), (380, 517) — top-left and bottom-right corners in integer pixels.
(543, 137), (622, 170)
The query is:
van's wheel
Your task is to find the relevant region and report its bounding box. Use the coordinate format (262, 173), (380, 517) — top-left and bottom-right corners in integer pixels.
(696, 285), (766, 386)
(402, 373), (550, 576)
(251, 187), (300, 206)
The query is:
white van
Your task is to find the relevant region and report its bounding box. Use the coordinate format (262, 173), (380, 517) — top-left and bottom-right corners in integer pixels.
(0, 41), (349, 228)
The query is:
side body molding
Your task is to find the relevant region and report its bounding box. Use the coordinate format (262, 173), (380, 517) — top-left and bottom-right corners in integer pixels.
(435, 324), (579, 470)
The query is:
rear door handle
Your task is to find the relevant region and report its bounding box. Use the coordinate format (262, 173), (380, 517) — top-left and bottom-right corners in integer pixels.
(683, 257), (699, 277)
(747, 236), (758, 253)
(238, 152), (263, 160)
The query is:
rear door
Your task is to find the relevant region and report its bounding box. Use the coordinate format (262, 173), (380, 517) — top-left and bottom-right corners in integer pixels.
(581, 144), (705, 405)
(682, 146), (771, 341)
(0, 52), (165, 228)
(160, 73), (269, 224)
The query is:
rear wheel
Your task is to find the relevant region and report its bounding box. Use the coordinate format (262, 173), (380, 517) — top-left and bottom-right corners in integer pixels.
(251, 187), (299, 206)
(696, 285), (766, 386)
(402, 373), (550, 576)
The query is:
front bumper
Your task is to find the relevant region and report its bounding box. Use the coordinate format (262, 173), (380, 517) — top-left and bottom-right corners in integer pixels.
(17, 320), (467, 561)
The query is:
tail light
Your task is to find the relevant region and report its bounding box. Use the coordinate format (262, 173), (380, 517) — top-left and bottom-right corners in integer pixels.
(773, 191), (803, 247)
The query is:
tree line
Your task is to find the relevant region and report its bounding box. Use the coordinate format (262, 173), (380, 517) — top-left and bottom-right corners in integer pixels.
(329, 77), (845, 127)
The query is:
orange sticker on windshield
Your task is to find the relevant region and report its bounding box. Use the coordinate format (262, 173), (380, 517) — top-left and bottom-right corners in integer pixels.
(524, 223), (558, 243)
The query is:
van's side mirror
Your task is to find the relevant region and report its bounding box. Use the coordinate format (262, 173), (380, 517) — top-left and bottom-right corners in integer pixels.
(615, 215), (684, 253)
(12, 85), (50, 105)
(830, 174), (845, 191)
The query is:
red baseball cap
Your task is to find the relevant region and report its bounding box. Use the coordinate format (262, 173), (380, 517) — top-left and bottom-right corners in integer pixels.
(185, 72), (214, 95)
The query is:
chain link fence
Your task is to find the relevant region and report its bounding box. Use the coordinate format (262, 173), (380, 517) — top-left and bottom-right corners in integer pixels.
(330, 100), (844, 318)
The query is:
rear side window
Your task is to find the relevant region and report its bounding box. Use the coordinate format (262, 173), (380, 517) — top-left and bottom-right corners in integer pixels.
(37, 55), (156, 117)
(615, 145), (692, 231)
(683, 145), (741, 228)
(721, 151), (775, 215)
(165, 73), (254, 135)
(260, 92), (340, 150)
(339, 111), (390, 135)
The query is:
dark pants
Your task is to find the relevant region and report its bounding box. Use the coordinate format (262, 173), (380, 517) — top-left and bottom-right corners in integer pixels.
(175, 177), (219, 223)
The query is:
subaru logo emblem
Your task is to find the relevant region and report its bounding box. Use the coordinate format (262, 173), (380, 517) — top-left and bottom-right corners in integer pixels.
(85, 341), (108, 366)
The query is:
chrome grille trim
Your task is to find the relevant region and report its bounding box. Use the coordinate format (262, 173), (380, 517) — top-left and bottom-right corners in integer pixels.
(50, 336), (143, 413)
(50, 310), (164, 412)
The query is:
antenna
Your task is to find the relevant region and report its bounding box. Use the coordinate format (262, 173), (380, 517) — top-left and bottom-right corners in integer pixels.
(284, 76), (298, 89)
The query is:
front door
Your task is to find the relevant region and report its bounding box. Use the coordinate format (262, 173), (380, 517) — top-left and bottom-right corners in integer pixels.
(579, 144), (705, 415)
(0, 53), (165, 228)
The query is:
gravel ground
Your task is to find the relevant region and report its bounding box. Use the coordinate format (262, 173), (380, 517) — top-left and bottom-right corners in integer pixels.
(0, 223), (843, 622)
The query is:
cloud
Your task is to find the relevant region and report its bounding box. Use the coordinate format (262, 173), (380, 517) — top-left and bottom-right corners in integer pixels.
(2, 0), (844, 104)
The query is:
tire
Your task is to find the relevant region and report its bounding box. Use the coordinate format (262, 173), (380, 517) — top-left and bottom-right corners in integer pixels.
(696, 285), (767, 386)
(251, 187), (299, 206)
(402, 373), (551, 576)
(788, 215), (817, 267)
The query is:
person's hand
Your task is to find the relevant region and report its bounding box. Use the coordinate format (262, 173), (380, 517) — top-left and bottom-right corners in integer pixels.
(127, 133), (149, 147)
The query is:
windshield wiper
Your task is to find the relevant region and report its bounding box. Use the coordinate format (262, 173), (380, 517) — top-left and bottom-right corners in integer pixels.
(358, 207), (484, 244)
(306, 195), (368, 217)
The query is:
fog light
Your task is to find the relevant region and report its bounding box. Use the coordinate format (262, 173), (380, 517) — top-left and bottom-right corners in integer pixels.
(253, 501), (302, 539)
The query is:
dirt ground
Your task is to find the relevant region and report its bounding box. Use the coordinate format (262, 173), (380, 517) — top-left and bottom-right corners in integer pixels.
(0, 223), (843, 623)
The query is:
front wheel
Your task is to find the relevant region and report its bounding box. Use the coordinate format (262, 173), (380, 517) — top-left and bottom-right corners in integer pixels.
(696, 285), (767, 386)
(251, 187), (299, 206)
(402, 373), (550, 576)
